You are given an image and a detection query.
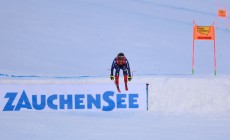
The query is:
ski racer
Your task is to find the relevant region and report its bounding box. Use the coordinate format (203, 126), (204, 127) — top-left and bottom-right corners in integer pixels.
(110, 52), (132, 91)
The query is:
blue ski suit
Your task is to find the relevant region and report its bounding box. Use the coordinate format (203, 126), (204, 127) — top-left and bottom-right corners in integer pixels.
(111, 56), (131, 77)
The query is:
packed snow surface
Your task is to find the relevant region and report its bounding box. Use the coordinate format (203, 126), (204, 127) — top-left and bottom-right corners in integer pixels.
(1, 0), (230, 140)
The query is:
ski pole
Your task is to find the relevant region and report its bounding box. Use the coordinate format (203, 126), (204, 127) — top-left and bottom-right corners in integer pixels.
(146, 83), (149, 111)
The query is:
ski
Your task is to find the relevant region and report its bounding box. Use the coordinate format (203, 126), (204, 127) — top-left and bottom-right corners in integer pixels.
(115, 83), (128, 92)
(114, 75), (129, 92)
(125, 84), (128, 91)
(115, 82), (121, 93)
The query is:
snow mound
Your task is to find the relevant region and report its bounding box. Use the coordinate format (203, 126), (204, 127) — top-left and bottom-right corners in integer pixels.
(1, 75), (230, 116)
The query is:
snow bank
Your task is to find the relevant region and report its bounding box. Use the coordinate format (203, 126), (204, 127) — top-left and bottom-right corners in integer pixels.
(1, 75), (230, 116)
(145, 75), (230, 116)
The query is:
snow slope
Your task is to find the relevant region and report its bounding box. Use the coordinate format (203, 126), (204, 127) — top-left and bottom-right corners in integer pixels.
(1, 0), (230, 140)
(1, 75), (230, 140)
(0, 0), (230, 76)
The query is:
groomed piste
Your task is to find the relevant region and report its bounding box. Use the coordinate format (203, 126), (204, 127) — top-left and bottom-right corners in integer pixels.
(1, 0), (230, 139)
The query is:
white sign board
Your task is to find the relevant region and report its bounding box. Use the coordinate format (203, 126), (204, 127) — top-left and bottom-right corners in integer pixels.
(0, 84), (146, 112)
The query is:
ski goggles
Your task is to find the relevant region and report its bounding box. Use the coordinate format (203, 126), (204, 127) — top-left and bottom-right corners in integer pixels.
(118, 56), (125, 59)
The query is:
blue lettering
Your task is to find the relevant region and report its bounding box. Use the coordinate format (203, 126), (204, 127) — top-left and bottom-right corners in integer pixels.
(60, 95), (73, 109)
(129, 94), (139, 108)
(117, 94), (127, 108)
(87, 94), (101, 109)
(47, 95), (58, 110)
(2, 91), (140, 111)
(102, 91), (115, 111)
(15, 90), (32, 111)
(75, 94), (85, 109)
(3, 92), (17, 111)
(32, 95), (46, 110)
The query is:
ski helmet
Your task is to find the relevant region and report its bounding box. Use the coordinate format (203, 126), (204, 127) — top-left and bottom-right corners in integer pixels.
(117, 52), (124, 57)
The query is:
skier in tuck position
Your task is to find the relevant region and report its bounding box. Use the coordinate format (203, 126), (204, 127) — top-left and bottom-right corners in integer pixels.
(110, 52), (132, 92)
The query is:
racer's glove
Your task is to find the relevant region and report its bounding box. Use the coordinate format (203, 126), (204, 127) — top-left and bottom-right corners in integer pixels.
(110, 75), (114, 80)
(128, 76), (132, 81)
